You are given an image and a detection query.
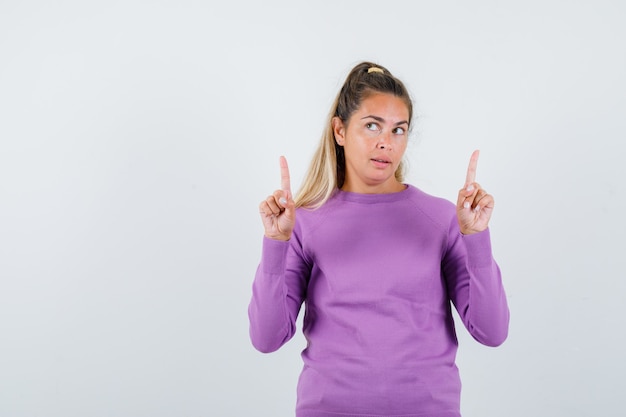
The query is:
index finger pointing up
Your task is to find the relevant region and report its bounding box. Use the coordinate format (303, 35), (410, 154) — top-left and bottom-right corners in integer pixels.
(279, 155), (291, 193)
(465, 150), (480, 186)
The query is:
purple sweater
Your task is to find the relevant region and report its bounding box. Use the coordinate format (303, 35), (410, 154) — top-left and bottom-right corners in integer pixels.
(249, 185), (509, 417)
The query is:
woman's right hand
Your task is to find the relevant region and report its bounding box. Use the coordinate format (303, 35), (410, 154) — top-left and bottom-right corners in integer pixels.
(259, 156), (295, 241)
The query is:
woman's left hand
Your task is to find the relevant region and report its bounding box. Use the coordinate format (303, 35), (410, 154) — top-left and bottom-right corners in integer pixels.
(456, 150), (495, 235)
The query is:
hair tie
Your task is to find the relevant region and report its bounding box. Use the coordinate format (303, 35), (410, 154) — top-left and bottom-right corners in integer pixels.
(367, 67), (384, 74)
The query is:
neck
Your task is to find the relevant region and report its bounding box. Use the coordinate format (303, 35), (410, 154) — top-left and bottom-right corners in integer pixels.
(341, 180), (406, 194)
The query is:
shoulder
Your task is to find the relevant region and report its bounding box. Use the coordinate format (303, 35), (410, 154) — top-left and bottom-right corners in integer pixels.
(295, 185), (456, 226)
(404, 184), (457, 229)
(294, 193), (341, 230)
(405, 184), (455, 211)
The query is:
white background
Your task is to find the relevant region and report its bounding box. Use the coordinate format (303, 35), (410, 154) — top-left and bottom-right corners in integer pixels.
(1, 1), (624, 416)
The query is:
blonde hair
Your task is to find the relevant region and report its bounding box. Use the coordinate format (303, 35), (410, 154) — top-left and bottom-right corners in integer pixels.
(294, 62), (413, 209)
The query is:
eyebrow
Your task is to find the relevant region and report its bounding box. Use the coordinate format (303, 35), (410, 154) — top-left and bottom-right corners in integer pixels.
(360, 115), (409, 126)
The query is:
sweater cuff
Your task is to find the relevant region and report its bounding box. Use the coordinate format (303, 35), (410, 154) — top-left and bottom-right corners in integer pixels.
(461, 228), (494, 267)
(261, 236), (290, 274)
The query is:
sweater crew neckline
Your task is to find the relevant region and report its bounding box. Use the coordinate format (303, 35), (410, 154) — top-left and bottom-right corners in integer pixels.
(335, 184), (412, 204)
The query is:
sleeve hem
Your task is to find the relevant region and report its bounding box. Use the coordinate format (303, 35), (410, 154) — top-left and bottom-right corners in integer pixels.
(461, 228), (494, 267)
(261, 236), (290, 274)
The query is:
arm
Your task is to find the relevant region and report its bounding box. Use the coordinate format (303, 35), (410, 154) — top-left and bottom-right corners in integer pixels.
(445, 150), (509, 346)
(249, 156), (308, 353)
(248, 234), (309, 353)
(443, 225), (509, 347)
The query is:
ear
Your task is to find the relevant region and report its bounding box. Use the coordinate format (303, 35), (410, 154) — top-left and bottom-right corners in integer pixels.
(332, 117), (346, 146)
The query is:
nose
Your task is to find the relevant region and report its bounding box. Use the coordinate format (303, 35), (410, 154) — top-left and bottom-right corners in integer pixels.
(377, 131), (392, 150)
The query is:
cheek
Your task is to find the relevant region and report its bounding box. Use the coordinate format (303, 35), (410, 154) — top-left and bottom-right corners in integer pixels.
(346, 134), (374, 152)
(395, 138), (408, 154)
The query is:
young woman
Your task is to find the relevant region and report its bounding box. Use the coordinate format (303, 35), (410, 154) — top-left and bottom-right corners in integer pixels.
(249, 62), (509, 417)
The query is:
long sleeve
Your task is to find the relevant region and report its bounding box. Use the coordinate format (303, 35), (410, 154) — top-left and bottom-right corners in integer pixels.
(248, 186), (510, 416)
(443, 222), (510, 347)
(248, 235), (309, 353)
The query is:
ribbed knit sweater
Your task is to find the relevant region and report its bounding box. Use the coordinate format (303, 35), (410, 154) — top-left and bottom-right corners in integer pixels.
(249, 185), (509, 417)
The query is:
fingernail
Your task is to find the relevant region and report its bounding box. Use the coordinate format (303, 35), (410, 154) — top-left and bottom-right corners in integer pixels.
(279, 198), (287, 205)
(466, 185), (474, 192)
(474, 205), (480, 212)
(463, 201), (470, 209)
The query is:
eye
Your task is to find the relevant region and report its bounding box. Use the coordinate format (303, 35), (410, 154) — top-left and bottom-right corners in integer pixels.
(366, 122), (380, 132)
(393, 126), (406, 135)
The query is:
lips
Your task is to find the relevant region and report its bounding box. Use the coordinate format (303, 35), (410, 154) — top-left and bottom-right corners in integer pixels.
(370, 157), (392, 167)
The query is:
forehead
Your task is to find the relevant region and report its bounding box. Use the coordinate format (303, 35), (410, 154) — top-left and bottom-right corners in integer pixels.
(356, 92), (410, 121)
